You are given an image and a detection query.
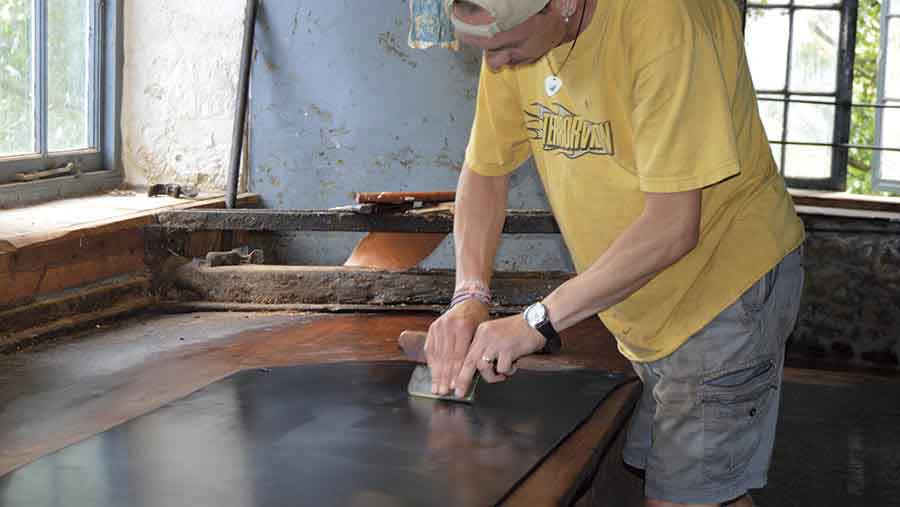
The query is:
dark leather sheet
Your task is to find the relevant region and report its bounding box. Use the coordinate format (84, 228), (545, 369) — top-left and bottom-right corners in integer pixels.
(0, 362), (624, 507)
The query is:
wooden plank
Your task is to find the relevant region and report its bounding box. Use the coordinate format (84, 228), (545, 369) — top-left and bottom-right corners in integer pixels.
(154, 209), (562, 234)
(171, 263), (574, 307)
(0, 194), (260, 309)
(0, 274), (154, 352)
(2, 193), (260, 251)
(154, 207), (900, 236)
(800, 210), (900, 233)
(0, 229), (145, 308)
(791, 190), (900, 215)
(355, 191), (456, 204)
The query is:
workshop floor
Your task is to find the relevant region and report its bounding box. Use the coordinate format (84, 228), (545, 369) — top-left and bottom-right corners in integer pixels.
(1, 311), (898, 506)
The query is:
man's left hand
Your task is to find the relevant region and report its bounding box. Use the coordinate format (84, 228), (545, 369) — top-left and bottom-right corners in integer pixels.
(453, 314), (546, 398)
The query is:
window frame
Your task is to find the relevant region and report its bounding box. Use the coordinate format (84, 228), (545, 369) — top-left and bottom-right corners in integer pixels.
(873, 0), (900, 193)
(744, 0), (859, 192)
(0, 0), (121, 208)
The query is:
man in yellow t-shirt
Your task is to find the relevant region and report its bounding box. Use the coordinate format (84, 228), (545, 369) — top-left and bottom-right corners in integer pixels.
(425, 0), (805, 505)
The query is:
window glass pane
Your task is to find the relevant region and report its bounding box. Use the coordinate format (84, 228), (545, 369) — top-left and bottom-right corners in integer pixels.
(745, 8), (790, 90)
(887, 18), (900, 99)
(784, 100), (834, 179)
(787, 100), (835, 143)
(758, 94), (786, 141)
(881, 106), (900, 181)
(892, 0), (900, 16)
(48, 0), (91, 152)
(757, 94), (785, 170)
(770, 143), (784, 171)
(790, 9), (840, 93)
(0, 0), (35, 157)
(794, 0), (839, 6)
(785, 145), (832, 178)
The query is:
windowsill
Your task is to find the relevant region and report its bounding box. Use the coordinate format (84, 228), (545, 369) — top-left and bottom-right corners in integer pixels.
(790, 189), (900, 221)
(0, 191), (260, 252)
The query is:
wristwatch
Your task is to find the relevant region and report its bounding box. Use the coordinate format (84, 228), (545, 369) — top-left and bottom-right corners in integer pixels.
(523, 302), (562, 354)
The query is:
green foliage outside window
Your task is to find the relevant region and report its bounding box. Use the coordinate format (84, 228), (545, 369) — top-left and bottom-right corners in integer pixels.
(0, 0), (90, 158)
(0, 0), (33, 156)
(848, 0), (894, 195)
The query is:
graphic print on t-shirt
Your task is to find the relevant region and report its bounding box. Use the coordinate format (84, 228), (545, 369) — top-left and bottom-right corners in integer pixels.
(525, 102), (615, 159)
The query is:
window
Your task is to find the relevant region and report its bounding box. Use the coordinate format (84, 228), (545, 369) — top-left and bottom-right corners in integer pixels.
(743, 0), (900, 195)
(0, 0), (119, 203)
(745, 0), (855, 191)
(873, 0), (900, 191)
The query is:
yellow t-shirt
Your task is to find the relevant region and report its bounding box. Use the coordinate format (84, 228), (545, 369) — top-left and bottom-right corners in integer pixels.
(464, 0), (805, 362)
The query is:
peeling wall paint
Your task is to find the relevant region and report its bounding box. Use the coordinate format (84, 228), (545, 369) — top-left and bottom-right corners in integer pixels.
(121, 1), (245, 191)
(249, 0), (567, 270)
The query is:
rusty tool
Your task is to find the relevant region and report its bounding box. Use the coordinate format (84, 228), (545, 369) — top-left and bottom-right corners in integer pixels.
(355, 191), (455, 205)
(148, 183), (199, 199)
(205, 247), (264, 267)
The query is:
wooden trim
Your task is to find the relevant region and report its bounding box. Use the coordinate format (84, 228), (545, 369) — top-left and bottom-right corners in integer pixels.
(2, 193), (260, 251)
(154, 209), (561, 234)
(355, 191), (456, 204)
(503, 379), (642, 506)
(0, 170), (121, 209)
(0, 194), (259, 311)
(170, 263), (573, 307)
(790, 189), (900, 214)
(0, 277), (155, 353)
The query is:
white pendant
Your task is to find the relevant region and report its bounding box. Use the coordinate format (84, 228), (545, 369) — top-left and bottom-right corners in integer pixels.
(545, 75), (563, 97)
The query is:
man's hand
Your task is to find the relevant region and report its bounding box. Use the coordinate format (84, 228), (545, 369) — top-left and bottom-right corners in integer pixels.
(425, 299), (491, 396)
(453, 314), (546, 398)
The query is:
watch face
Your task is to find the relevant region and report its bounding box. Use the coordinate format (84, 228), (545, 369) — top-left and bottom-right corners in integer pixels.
(525, 303), (548, 327)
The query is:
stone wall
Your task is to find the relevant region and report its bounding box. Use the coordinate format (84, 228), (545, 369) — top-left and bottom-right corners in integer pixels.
(791, 213), (900, 370)
(121, 1), (245, 192)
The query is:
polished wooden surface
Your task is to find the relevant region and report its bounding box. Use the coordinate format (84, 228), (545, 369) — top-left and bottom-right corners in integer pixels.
(0, 312), (628, 478)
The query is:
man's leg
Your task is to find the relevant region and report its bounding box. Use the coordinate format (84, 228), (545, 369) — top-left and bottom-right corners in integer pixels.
(625, 248), (803, 506)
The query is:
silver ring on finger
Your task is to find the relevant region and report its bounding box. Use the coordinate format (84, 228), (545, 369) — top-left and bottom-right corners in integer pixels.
(481, 356), (500, 376)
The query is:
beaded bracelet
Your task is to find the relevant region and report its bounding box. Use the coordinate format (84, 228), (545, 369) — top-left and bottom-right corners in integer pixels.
(449, 280), (492, 310)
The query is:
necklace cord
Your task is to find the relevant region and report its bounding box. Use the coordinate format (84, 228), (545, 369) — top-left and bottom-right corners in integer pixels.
(548, 0), (589, 77)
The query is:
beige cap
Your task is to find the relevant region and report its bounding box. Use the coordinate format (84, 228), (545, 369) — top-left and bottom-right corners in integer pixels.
(445, 0), (551, 38)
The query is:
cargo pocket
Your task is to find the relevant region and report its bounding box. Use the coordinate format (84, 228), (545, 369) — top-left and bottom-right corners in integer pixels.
(699, 357), (777, 483)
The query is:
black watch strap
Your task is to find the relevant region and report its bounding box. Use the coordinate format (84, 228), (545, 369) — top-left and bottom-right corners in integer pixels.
(535, 320), (562, 355)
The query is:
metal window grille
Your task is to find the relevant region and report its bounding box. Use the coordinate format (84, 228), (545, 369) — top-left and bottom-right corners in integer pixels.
(873, 0), (900, 192)
(0, 0), (105, 184)
(745, 0), (858, 192)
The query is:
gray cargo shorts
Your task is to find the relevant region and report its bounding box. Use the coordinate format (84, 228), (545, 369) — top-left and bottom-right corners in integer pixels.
(623, 247), (804, 504)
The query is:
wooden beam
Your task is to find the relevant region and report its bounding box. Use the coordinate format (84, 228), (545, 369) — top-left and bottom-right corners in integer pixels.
(0, 274), (155, 352)
(503, 380), (641, 507)
(154, 209), (561, 234)
(154, 207), (900, 236)
(171, 263), (573, 307)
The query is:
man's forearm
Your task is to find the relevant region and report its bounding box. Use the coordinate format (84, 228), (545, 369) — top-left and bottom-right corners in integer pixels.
(543, 190), (701, 332)
(454, 165), (509, 287)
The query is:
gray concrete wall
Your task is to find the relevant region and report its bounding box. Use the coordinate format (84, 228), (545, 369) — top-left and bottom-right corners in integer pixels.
(248, 0), (571, 271)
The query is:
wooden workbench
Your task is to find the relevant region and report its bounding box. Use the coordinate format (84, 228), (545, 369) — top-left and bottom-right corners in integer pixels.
(0, 311), (641, 506)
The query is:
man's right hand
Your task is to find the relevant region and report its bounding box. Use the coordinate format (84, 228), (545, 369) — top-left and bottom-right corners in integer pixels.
(425, 299), (491, 396)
